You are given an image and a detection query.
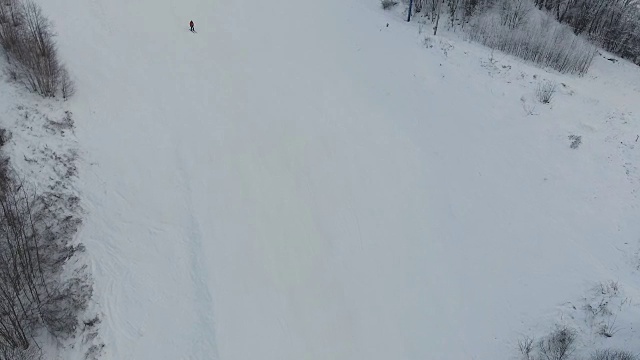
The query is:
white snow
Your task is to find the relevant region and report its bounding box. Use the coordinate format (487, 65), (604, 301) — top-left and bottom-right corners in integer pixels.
(15, 0), (640, 358)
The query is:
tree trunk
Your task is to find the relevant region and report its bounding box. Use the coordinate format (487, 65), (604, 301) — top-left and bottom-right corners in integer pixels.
(433, 0), (442, 35)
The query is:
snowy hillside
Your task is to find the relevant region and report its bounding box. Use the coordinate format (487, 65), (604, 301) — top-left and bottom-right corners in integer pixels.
(20, 0), (640, 358)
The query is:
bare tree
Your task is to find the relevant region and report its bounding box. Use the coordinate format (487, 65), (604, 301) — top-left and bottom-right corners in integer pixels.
(448, 0), (461, 27)
(498, 0), (532, 29)
(518, 336), (535, 360)
(0, 0), (66, 97)
(19, 0), (60, 97)
(433, 0), (443, 34)
(0, 0), (23, 58)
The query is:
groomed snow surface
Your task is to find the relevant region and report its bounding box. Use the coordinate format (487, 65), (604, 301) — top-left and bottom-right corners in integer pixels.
(26, 0), (640, 359)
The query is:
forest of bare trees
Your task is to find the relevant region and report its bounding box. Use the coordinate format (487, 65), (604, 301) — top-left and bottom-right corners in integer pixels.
(0, 135), (90, 359)
(533, 0), (640, 63)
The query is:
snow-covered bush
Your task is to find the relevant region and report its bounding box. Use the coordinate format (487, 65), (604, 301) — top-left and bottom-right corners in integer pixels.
(518, 336), (535, 360)
(538, 326), (577, 360)
(466, 6), (596, 75)
(423, 36), (434, 48)
(515, 327), (577, 360)
(568, 134), (582, 149)
(536, 80), (557, 103)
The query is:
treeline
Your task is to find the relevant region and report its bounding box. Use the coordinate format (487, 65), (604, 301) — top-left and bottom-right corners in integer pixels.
(0, 0), (89, 358)
(0, 0), (74, 98)
(410, 0), (640, 66)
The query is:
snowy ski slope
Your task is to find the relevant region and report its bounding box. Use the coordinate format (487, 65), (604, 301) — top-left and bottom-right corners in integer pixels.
(35, 0), (640, 358)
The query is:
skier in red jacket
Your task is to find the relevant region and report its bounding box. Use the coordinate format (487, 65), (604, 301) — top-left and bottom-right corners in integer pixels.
(190, 20), (195, 32)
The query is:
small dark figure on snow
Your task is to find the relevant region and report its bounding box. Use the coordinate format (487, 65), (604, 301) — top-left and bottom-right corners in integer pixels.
(190, 20), (195, 32)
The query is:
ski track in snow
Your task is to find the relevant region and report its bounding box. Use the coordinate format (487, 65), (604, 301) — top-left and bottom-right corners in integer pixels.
(175, 149), (219, 360)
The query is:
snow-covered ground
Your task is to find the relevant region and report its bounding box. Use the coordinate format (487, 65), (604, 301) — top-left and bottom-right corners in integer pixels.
(12, 0), (638, 358)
